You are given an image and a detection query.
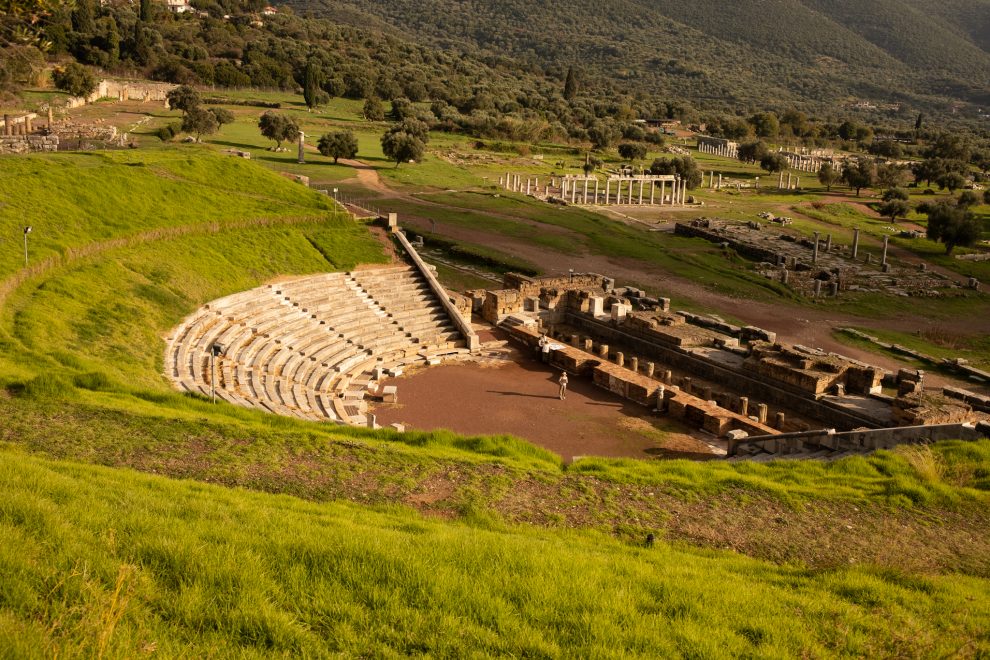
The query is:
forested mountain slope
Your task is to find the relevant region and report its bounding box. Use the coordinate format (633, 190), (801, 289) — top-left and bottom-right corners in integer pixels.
(284, 0), (990, 112)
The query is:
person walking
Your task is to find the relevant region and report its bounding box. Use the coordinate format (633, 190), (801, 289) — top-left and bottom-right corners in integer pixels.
(558, 371), (568, 400)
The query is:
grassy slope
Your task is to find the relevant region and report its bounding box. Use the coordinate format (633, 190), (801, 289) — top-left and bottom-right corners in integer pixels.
(2, 449), (989, 657)
(3, 394), (989, 576)
(0, 148), (386, 392)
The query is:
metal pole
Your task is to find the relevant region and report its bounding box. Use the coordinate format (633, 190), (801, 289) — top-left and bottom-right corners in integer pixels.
(211, 351), (216, 404)
(24, 233), (28, 267)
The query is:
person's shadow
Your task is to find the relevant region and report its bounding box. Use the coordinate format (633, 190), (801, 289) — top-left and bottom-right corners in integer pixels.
(487, 390), (559, 400)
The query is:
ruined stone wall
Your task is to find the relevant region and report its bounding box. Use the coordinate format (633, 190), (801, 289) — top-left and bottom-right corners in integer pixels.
(731, 422), (990, 457)
(623, 312), (725, 348)
(675, 221), (781, 264)
(564, 312), (886, 429)
(482, 289), (524, 324)
(503, 272), (608, 297)
(50, 123), (118, 143)
(747, 342), (883, 396)
(892, 391), (979, 426)
(0, 135), (59, 154)
(448, 291), (472, 319)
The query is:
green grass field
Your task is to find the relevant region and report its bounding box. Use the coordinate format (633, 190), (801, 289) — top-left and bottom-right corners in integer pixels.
(2, 449), (988, 657)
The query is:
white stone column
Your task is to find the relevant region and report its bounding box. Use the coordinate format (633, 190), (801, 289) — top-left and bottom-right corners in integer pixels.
(584, 179), (589, 204)
(605, 179), (611, 204)
(660, 180), (667, 205)
(650, 181), (656, 205)
(526, 179), (531, 195)
(594, 179), (600, 204)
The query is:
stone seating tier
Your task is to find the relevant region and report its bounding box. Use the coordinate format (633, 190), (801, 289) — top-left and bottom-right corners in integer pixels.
(166, 265), (467, 425)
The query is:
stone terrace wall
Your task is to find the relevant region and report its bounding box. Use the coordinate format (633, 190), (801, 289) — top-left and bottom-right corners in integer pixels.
(565, 313), (886, 430)
(731, 422), (990, 457)
(503, 272), (609, 297)
(0, 135), (59, 154)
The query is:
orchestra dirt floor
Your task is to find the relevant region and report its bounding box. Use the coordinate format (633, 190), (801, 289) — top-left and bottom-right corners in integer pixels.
(372, 339), (721, 463)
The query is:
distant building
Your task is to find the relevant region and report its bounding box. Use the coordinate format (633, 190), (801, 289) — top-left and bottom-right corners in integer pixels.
(165, 0), (193, 13)
(642, 118), (681, 132)
(262, 5), (277, 15)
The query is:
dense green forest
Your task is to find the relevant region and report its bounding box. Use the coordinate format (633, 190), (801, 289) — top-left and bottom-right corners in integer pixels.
(284, 0), (990, 120)
(2, 0), (988, 144)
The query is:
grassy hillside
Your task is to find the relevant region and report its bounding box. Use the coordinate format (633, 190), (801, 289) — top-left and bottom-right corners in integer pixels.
(2, 449), (989, 657)
(0, 148), (386, 392)
(287, 0), (990, 112)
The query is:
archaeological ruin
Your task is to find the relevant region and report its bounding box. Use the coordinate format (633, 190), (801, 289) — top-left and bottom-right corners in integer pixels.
(696, 135), (739, 159)
(675, 218), (980, 299)
(166, 215), (989, 461)
(501, 172), (688, 206)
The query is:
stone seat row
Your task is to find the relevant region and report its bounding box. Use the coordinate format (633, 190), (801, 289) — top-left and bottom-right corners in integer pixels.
(165, 265), (466, 425)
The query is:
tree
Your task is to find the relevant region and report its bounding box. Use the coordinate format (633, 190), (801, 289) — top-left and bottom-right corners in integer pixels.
(582, 155), (602, 175)
(737, 141), (768, 164)
(181, 106), (218, 141)
(52, 62), (97, 98)
(749, 112), (779, 138)
(818, 162), (840, 192)
(878, 199), (910, 223)
(875, 162), (910, 192)
(617, 142), (647, 160)
(587, 121), (617, 150)
(924, 133), (970, 162)
(936, 171), (966, 192)
(140, 0), (153, 22)
(258, 111), (299, 150)
(363, 97), (384, 121)
(882, 188), (909, 202)
(209, 108), (234, 131)
(381, 131), (424, 167)
(842, 157), (876, 196)
(563, 65), (578, 101)
(924, 202), (979, 254)
(381, 119), (429, 167)
(984, 189), (990, 205)
(760, 153), (788, 174)
(956, 191), (980, 209)
(868, 140), (903, 159)
(166, 85), (200, 115)
(303, 59), (323, 110)
(317, 130), (358, 163)
(389, 97), (413, 121)
(650, 156), (701, 189)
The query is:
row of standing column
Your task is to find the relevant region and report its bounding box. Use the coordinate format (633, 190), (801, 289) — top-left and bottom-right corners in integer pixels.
(699, 142), (738, 159)
(2, 114), (35, 136)
(501, 173), (686, 206)
(777, 171), (802, 190)
(784, 155), (823, 172)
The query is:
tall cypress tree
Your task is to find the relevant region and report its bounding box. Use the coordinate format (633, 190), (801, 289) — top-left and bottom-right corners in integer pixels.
(563, 65), (578, 101)
(140, 0), (153, 22)
(303, 59), (322, 110)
